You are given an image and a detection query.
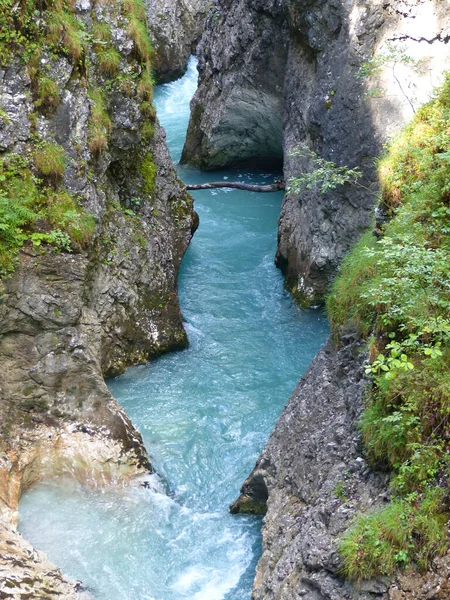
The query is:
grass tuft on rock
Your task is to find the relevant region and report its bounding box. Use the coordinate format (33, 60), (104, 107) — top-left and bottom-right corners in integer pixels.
(97, 47), (121, 75)
(88, 88), (112, 157)
(34, 141), (66, 183)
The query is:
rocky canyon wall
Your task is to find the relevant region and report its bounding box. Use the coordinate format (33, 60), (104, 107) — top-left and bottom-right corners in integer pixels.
(183, 0), (450, 304)
(147, 0), (208, 82)
(0, 0), (199, 595)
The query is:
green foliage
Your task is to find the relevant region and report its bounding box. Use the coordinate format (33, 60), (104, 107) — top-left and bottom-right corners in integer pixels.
(46, 9), (87, 63)
(357, 42), (425, 112)
(124, 0), (152, 67)
(0, 153), (95, 277)
(287, 144), (362, 195)
(0, 158), (40, 275)
(34, 141), (66, 183)
(0, 0), (41, 66)
(326, 231), (377, 337)
(92, 20), (121, 75)
(45, 189), (96, 246)
(330, 74), (450, 580)
(140, 101), (156, 120)
(339, 489), (447, 581)
(35, 75), (60, 112)
(137, 70), (154, 101)
(140, 153), (157, 195)
(92, 20), (111, 44)
(97, 46), (121, 75)
(357, 42), (423, 80)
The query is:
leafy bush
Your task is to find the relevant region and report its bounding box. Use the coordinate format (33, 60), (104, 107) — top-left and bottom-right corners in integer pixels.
(340, 489), (447, 581)
(330, 74), (450, 579)
(287, 144), (362, 195)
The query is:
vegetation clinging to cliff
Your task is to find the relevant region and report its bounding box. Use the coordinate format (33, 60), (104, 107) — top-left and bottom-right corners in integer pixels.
(327, 75), (450, 581)
(0, 0), (158, 277)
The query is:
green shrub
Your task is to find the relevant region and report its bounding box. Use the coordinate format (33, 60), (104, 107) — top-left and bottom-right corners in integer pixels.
(332, 74), (450, 580)
(46, 189), (96, 247)
(0, 163), (40, 275)
(340, 489), (448, 581)
(0, 152), (95, 276)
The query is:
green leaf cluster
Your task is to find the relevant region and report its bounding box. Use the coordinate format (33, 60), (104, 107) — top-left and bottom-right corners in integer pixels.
(287, 144), (362, 195)
(0, 153), (95, 277)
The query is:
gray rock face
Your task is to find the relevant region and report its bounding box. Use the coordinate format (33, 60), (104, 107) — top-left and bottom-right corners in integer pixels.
(232, 336), (391, 599)
(182, 0), (450, 303)
(147, 0), (208, 82)
(0, 0), (197, 595)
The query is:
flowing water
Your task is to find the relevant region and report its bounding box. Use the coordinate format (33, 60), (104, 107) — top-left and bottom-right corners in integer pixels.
(19, 58), (329, 599)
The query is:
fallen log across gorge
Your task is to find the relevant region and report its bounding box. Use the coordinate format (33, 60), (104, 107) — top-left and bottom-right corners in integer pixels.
(185, 180), (285, 192)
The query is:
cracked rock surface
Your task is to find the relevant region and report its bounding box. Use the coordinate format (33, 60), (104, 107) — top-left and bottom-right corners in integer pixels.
(147, 0), (209, 82)
(232, 337), (450, 599)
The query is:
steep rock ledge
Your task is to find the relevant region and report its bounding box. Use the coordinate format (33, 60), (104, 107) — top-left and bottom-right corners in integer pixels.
(0, 0), (197, 594)
(232, 336), (389, 599)
(182, 0), (450, 304)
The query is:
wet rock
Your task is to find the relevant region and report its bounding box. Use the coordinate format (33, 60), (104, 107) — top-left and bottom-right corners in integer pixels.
(232, 336), (391, 599)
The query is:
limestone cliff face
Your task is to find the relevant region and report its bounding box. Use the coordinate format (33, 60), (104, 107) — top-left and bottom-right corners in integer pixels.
(147, 0), (208, 82)
(182, 0), (450, 304)
(0, 0), (197, 594)
(232, 337), (388, 599)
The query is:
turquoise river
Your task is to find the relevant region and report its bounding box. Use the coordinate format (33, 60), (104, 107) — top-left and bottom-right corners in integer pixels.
(19, 58), (329, 600)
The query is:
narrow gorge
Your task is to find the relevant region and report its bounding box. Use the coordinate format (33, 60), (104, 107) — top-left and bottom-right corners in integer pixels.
(1, 0), (450, 599)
